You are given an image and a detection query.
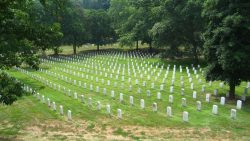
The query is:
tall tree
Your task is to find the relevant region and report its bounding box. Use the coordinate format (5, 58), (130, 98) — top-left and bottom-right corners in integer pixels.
(1, 0), (40, 68)
(61, 1), (88, 54)
(150, 0), (204, 61)
(203, 0), (250, 99)
(86, 9), (116, 51)
(109, 0), (156, 50)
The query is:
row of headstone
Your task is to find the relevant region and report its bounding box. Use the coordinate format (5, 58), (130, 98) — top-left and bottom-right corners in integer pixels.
(20, 66), (243, 122)
(20, 67), (245, 114)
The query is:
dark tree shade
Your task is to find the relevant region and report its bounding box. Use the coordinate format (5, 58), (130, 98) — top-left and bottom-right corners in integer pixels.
(86, 9), (116, 51)
(203, 0), (250, 99)
(0, 72), (25, 105)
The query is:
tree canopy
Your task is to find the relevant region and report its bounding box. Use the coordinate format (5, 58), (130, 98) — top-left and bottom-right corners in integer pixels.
(203, 0), (250, 99)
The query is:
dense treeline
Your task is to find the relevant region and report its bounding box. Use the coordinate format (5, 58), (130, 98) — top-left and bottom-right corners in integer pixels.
(0, 0), (249, 103)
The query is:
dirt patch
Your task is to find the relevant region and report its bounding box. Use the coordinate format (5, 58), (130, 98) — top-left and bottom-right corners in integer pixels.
(15, 119), (234, 141)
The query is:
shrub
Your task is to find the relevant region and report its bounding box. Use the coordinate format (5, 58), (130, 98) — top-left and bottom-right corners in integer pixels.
(0, 72), (24, 105)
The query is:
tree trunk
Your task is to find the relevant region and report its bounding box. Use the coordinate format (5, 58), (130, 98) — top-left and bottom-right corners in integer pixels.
(136, 40), (139, 50)
(73, 44), (76, 55)
(42, 49), (47, 58)
(97, 44), (100, 51)
(192, 45), (199, 64)
(229, 81), (236, 100)
(54, 47), (59, 56)
(149, 42), (152, 53)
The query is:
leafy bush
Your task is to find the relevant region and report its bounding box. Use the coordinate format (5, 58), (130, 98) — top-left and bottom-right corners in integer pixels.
(0, 72), (24, 105)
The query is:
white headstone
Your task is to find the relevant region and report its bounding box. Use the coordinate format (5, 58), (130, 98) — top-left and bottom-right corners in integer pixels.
(209, 81), (212, 86)
(74, 92), (78, 99)
(47, 98), (51, 107)
(103, 88), (107, 96)
(137, 88), (141, 94)
(135, 79), (139, 85)
(231, 109), (237, 119)
(52, 102), (56, 111)
(117, 109), (122, 119)
(167, 106), (172, 117)
(197, 101), (201, 111)
(37, 93), (40, 101)
(183, 111), (189, 122)
(151, 83), (155, 89)
(181, 81), (184, 88)
(129, 85), (132, 91)
(182, 98), (187, 107)
(106, 104), (111, 114)
(97, 101), (101, 110)
(214, 89), (218, 96)
(181, 88), (184, 96)
(42, 95), (45, 104)
(202, 85), (206, 93)
(169, 95), (173, 103)
(206, 94), (210, 102)
(236, 100), (242, 110)
(119, 93), (123, 102)
(170, 86), (174, 94)
(219, 82), (224, 88)
(88, 98), (92, 107)
(147, 90), (151, 97)
(193, 91), (197, 99)
(59, 105), (63, 115)
(160, 84), (164, 91)
(220, 97), (225, 105)
(190, 83), (194, 90)
(67, 110), (72, 120)
(157, 92), (161, 100)
(130, 96), (134, 106)
(68, 90), (71, 97)
(140, 99), (145, 109)
(189, 78), (192, 83)
(111, 90), (115, 99)
(80, 95), (84, 103)
(96, 86), (100, 93)
(212, 105), (218, 115)
(90, 84), (93, 91)
(152, 102), (157, 112)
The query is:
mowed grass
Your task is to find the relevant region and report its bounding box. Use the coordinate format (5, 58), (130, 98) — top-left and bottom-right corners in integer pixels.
(1, 46), (250, 140)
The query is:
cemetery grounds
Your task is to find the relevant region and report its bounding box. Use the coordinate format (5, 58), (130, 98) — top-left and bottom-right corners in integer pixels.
(0, 46), (250, 140)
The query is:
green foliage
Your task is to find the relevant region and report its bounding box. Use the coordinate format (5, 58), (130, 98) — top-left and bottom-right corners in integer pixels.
(150, 0), (204, 60)
(0, 0), (63, 68)
(0, 72), (25, 105)
(203, 0), (250, 99)
(109, 0), (156, 50)
(61, 1), (88, 54)
(81, 0), (110, 10)
(86, 9), (116, 50)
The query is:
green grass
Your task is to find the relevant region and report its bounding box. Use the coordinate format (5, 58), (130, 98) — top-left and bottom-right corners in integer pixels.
(1, 46), (250, 140)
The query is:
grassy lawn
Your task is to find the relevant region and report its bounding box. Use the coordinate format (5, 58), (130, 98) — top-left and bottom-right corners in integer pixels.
(1, 45), (250, 140)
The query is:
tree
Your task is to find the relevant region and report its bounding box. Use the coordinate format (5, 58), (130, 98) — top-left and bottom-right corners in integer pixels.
(61, 1), (88, 54)
(0, 72), (25, 105)
(0, 0), (64, 104)
(82, 0), (110, 10)
(181, 0), (204, 63)
(37, 0), (66, 55)
(203, 0), (250, 99)
(150, 0), (204, 61)
(109, 0), (156, 51)
(86, 9), (116, 51)
(0, 0), (40, 69)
